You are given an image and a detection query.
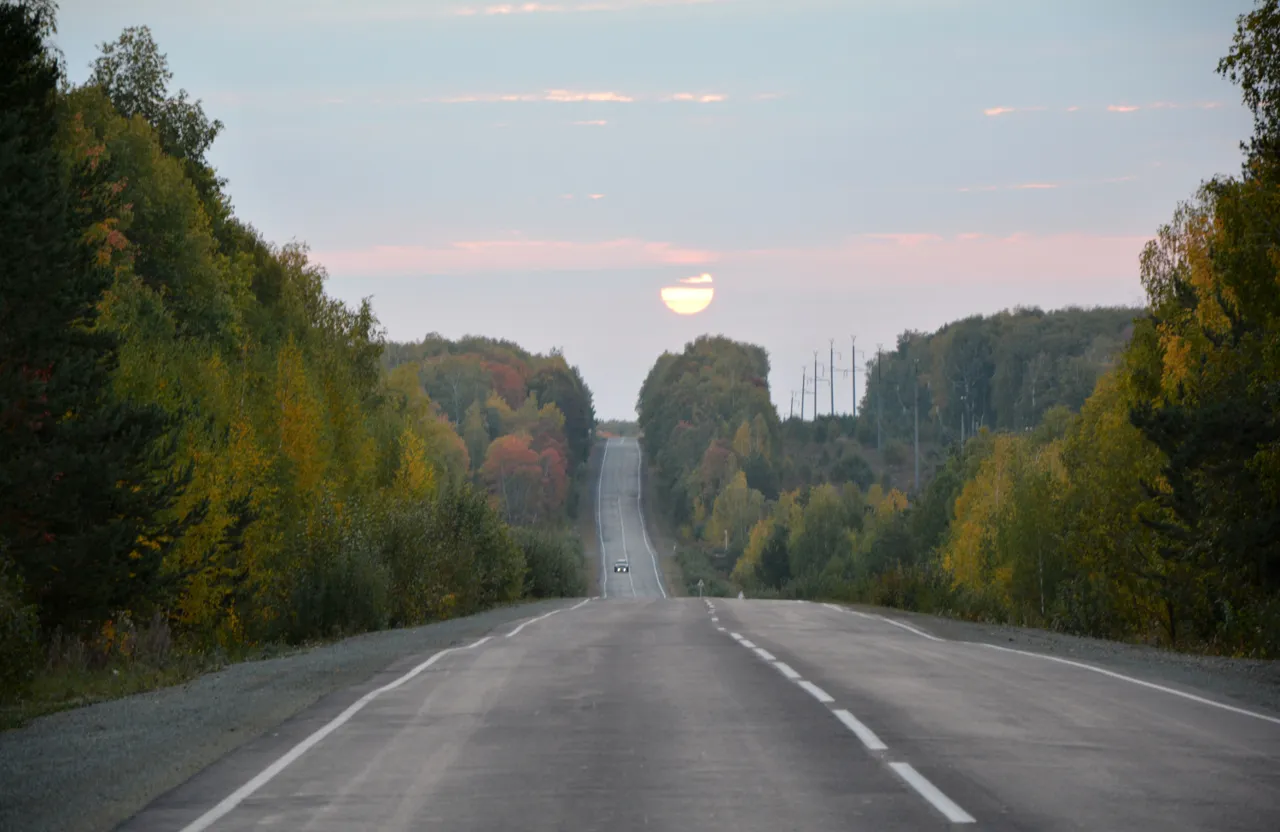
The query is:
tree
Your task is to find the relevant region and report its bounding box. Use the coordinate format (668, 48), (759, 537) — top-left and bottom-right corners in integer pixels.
(88, 25), (223, 168)
(0, 3), (198, 633)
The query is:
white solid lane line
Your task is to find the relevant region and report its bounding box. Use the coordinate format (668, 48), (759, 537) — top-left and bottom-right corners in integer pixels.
(797, 680), (834, 704)
(506, 608), (562, 638)
(833, 709), (887, 751)
(633, 438), (668, 599)
(981, 642), (1280, 726)
(595, 439), (610, 598)
(873, 614), (943, 641)
(179, 635), (492, 832)
(889, 763), (976, 824)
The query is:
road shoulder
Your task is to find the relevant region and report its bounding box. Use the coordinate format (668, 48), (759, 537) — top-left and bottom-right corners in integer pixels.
(0, 600), (576, 832)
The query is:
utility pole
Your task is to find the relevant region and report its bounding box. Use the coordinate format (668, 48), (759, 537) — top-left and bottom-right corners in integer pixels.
(800, 366), (807, 420)
(875, 344), (884, 452)
(829, 339), (837, 417)
(850, 335), (858, 417)
(789, 391), (796, 420)
(813, 351), (820, 422)
(912, 358), (921, 493)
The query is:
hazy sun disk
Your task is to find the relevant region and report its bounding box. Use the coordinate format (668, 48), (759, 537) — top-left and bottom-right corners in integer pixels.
(661, 285), (715, 315)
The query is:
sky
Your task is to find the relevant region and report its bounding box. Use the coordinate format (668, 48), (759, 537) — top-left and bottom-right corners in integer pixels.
(54, 0), (1257, 420)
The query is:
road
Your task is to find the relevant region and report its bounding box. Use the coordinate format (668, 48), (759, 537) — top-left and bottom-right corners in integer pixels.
(117, 440), (1280, 831)
(596, 436), (667, 600)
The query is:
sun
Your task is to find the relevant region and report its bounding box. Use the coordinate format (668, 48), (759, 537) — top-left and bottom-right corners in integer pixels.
(661, 273), (715, 315)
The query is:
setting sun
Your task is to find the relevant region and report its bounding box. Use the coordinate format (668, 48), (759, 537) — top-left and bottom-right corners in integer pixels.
(660, 273), (716, 315)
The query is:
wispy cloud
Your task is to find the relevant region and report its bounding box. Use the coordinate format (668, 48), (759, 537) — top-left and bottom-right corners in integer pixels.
(313, 238), (715, 275)
(573, 119), (609, 126)
(451, 0), (727, 16)
(681, 273), (714, 284)
(958, 175), (1134, 193)
(664, 92), (728, 103)
(313, 232), (1150, 285)
(986, 102), (1223, 116)
(589, 194), (606, 200)
(730, 233), (1152, 285)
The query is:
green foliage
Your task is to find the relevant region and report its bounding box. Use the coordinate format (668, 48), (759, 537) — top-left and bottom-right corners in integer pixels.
(513, 527), (587, 599)
(0, 10), (597, 713)
(634, 2), (1280, 655)
(0, 557), (41, 700)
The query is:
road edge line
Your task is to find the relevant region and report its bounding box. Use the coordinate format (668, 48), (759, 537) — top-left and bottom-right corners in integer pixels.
(178, 635), (491, 832)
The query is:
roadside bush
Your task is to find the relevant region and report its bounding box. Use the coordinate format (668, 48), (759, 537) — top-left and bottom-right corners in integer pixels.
(675, 546), (733, 597)
(514, 527), (587, 598)
(0, 558), (41, 701)
(427, 483), (525, 615)
(279, 500), (391, 643)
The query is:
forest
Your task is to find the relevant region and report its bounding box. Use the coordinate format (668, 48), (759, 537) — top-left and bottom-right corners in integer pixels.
(0, 5), (592, 712)
(639, 3), (1280, 656)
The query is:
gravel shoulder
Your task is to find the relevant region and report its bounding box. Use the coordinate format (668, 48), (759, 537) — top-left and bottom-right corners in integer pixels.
(0, 599), (577, 832)
(835, 601), (1280, 717)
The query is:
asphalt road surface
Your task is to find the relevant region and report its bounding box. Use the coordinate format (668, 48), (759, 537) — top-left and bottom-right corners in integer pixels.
(116, 440), (1280, 831)
(596, 437), (667, 600)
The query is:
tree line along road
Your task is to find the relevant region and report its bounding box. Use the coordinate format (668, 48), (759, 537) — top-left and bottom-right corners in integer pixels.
(94, 439), (1280, 830)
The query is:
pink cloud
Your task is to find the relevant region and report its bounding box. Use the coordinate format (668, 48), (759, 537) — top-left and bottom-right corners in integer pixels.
(727, 232), (1152, 285)
(1107, 104), (1140, 113)
(984, 106), (1015, 116)
(665, 92), (728, 103)
(313, 238), (717, 275)
(455, 0), (723, 13)
(313, 231), (1151, 286)
(1012, 182), (1058, 190)
(574, 119), (609, 126)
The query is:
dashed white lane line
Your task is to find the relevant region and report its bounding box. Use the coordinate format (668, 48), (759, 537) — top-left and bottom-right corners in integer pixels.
(890, 763), (976, 824)
(833, 709), (887, 751)
(797, 680), (835, 704)
(711, 616), (718, 623)
(773, 661), (801, 680)
(714, 610), (975, 825)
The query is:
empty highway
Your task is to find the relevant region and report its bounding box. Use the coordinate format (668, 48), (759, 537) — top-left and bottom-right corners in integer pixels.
(596, 436), (667, 600)
(115, 441), (1280, 831)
